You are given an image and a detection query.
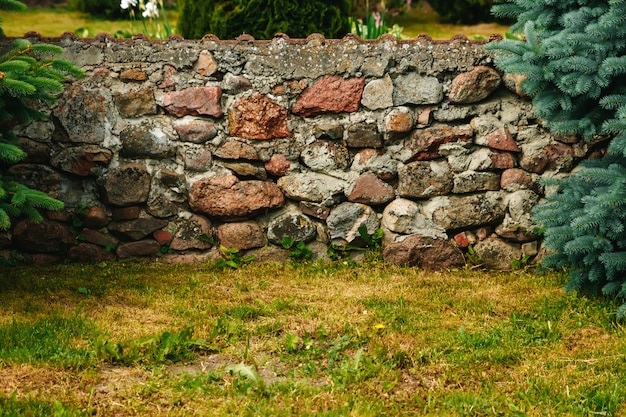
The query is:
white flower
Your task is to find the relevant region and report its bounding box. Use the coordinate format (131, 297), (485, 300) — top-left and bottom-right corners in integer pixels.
(120, 0), (137, 9)
(142, 0), (159, 18)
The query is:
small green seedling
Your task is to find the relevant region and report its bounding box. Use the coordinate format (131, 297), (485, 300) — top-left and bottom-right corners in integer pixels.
(465, 244), (482, 267)
(512, 254), (532, 270)
(281, 236), (312, 263)
(327, 225), (384, 261)
(215, 245), (255, 269)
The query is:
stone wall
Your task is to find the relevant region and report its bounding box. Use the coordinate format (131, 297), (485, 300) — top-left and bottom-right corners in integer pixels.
(0, 33), (600, 269)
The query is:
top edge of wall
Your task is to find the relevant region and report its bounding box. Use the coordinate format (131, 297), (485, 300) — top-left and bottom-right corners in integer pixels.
(4, 31), (503, 45)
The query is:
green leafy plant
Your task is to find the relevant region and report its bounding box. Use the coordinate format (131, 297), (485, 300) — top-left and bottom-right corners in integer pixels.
(327, 225), (384, 262)
(225, 361), (270, 395)
(157, 244), (173, 257)
(358, 224), (383, 252)
(511, 254), (531, 271)
(0, 250), (22, 266)
(94, 324), (211, 365)
(144, 325), (209, 363)
(214, 245), (255, 269)
(77, 286), (90, 296)
(283, 333), (300, 353)
(331, 347), (374, 387)
(224, 332), (269, 394)
(326, 242), (345, 262)
(67, 207), (87, 234)
(350, 8), (387, 39)
(199, 233), (215, 245)
(465, 244), (482, 267)
(281, 236), (313, 263)
(0, 4), (84, 231)
(530, 226), (546, 237)
(486, 0), (626, 317)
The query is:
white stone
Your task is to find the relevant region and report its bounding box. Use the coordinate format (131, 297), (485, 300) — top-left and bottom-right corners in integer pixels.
(361, 74), (394, 110)
(470, 114), (501, 136)
(506, 190), (540, 224)
(393, 73), (443, 105)
(382, 198), (447, 239)
(277, 173), (347, 206)
(327, 202), (379, 242)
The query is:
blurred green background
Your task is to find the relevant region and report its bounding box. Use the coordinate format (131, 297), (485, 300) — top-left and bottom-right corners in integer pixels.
(0, 0), (508, 39)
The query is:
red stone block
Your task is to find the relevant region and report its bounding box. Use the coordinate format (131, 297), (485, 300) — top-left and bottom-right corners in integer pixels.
(292, 75), (365, 117)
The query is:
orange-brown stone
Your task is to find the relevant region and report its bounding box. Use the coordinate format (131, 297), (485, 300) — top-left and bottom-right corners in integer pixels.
(228, 93), (291, 140)
(292, 75), (365, 117)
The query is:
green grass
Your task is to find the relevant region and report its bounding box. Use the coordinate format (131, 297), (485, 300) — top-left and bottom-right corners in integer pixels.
(389, 3), (510, 39)
(0, 6), (178, 38)
(0, 314), (98, 369)
(0, 394), (83, 417)
(1, 260), (625, 416)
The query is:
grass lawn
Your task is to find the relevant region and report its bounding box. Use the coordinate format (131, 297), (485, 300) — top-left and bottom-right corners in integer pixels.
(1, 260), (625, 416)
(0, 6), (178, 38)
(399, 21), (508, 40)
(389, 3), (509, 40)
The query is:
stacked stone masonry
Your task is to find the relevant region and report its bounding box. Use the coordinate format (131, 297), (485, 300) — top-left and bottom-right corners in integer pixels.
(0, 33), (602, 269)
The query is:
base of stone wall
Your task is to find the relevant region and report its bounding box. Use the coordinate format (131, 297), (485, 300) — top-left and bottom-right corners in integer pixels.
(0, 214), (542, 271)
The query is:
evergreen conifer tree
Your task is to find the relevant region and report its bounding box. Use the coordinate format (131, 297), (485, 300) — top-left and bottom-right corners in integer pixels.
(486, 0), (626, 317)
(0, 0), (84, 230)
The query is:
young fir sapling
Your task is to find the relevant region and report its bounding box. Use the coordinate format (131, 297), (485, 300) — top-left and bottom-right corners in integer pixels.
(0, 1), (85, 230)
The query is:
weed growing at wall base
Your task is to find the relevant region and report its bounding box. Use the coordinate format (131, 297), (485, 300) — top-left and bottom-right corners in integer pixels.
(327, 225), (384, 261)
(213, 245), (255, 269)
(281, 236), (313, 263)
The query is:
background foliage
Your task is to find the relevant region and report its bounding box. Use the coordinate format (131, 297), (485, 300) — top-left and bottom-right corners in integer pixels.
(177, 0), (352, 40)
(350, 0), (407, 17)
(69, 0), (127, 20)
(428, 0), (495, 24)
(69, 0), (177, 21)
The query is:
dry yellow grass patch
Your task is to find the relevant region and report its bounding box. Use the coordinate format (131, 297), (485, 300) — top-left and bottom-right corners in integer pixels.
(1, 261), (625, 416)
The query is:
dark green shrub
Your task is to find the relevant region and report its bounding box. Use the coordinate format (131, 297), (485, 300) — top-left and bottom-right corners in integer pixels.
(178, 0), (352, 40)
(485, 0), (626, 317)
(428, 0), (495, 24)
(69, 0), (127, 20)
